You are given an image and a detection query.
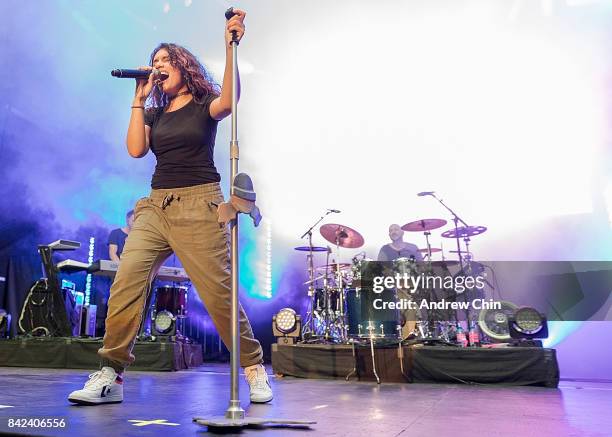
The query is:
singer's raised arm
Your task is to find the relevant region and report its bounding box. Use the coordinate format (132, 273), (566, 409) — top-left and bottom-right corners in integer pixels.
(209, 8), (246, 121)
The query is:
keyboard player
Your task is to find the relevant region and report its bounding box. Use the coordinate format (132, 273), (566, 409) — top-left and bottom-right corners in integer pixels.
(108, 209), (135, 262)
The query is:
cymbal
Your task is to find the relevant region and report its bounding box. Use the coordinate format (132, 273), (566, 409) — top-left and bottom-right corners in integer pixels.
(320, 224), (364, 249)
(315, 263), (352, 271)
(402, 218), (447, 232)
(303, 274), (327, 285)
(429, 260), (460, 267)
(441, 226), (487, 239)
(294, 246), (329, 252)
(418, 248), (442, 253)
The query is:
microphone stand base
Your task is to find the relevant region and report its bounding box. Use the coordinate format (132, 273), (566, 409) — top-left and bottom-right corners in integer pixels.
(193, 416), (316, 429)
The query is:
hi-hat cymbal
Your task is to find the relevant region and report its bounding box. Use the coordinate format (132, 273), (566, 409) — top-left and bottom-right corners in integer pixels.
(320, 224), (364, 249)
(418, 248), (442, 253)
(294, 246), (329, 252)
(303, 274), (327, 285)
(315, 263), (351, 271)
(441, 226), (487, 239)
(402, 218), (448, 232)
(429, 260), (460, 267)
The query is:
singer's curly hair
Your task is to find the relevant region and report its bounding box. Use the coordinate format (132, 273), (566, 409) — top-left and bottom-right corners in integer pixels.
(147, 43), (219, 108)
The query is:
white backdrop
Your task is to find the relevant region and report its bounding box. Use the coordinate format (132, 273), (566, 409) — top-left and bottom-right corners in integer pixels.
(225, 0), (609, 260)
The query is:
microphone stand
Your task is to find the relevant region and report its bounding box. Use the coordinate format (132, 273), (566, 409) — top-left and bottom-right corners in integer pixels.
(300, 211), (332, 240)
(194, 7), (314, 430)
(426, 193), (472, 336)
(429, 193), (469, 270)
(300, 210), (333, 339)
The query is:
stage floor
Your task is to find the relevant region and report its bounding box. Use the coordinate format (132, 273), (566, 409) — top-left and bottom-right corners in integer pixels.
(0, 364), (610, 437)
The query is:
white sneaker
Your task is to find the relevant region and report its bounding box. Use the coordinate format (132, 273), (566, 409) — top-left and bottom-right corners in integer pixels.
(68, 367), (124, 405)
(244, 364), (273, 403)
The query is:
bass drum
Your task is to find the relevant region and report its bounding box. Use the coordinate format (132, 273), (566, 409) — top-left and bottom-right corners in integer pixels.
(346, 287), (401, 339)
(155, 285), (188, 318)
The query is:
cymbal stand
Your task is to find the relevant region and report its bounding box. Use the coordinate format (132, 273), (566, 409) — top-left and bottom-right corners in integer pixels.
(334, 231), (348, 342)
(424, 230), (433, 259)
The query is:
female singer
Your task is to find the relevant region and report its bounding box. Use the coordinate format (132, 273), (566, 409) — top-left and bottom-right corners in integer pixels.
(68, 9), (272, 405)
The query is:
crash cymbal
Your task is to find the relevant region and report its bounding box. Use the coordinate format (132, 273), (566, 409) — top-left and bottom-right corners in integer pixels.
(441, 226), (487, 239)
(294, 246), (329, 252)
(315, 263), (352, 271)
(320, 224), (364, 249)
(402, 218), (447, 232)
(418, 248), (442, 253)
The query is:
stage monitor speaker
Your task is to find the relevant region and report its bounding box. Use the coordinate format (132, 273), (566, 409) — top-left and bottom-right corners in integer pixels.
(81, 305), (97, 337)
(71, 292), (84, 337)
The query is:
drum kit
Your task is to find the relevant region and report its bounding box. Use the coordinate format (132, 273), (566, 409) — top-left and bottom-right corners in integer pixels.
(296, 210), (490, 350)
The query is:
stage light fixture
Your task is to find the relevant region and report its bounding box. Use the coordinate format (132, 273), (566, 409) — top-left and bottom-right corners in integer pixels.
(153, 310), (175, 335)
(478, 301), (518, 342)
(509, 307), (548, 342)
(275, 308), (297, 333)
(272, 308), (301, 344)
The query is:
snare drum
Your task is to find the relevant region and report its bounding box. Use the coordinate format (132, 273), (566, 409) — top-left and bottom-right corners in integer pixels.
(155, 285), (188, 318)
(346, 287), (401, 339)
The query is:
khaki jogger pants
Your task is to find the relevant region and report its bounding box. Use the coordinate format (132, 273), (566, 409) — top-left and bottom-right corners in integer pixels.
(98, 182), (264, 370)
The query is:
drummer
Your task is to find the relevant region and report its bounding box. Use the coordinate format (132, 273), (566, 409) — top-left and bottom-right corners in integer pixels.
(377, 224), (423, 262)
(377, 223), (422, 340)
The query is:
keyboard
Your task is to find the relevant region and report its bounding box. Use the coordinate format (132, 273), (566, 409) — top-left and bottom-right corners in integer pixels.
(56, 259), (90, 273)
(87, 259), (190, 283)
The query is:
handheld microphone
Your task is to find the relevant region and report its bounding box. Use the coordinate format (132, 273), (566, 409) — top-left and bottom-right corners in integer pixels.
(417, 191), (435, 197)
(110, 69), (168, 80)
(225, 6), (237, 20)
(225, 7), (239, 44)
(327, 209), (341, 213)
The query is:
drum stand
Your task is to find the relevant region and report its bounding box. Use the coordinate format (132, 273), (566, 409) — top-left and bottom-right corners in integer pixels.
(344, 333), (380, 384)
(194, 8), (314, 430)
(367, 328), (381, 384)
(345, 340), (358, 381)
(397, 327), (408, 380)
